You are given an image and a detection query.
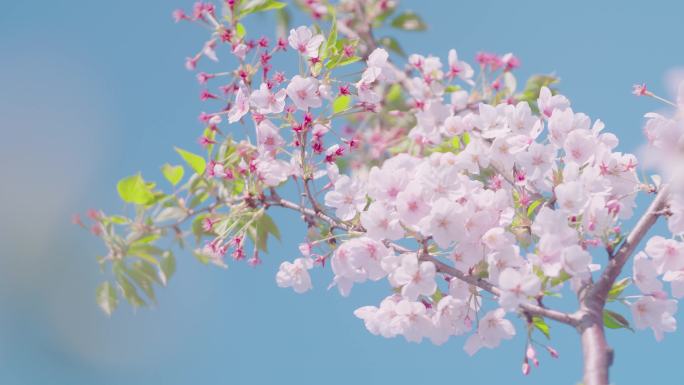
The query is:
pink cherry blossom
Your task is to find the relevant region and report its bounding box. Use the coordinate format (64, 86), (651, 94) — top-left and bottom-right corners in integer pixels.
(324, 175), (366, 221)
(360, 202), (404, 241)
(645, 236), (684, 274)
(227, 87), (249, 123)
(391, 253), (437, 300)
(286, 75), (322, 110)
(276, 257), (314, 293)
(497, 267), (541, 311)
(631, 296), (677, 341)
(464, 308), (515, 355)
(288, 26), (324, 58)
(250, 83), (287, 114)
(633, 252), (663, 294)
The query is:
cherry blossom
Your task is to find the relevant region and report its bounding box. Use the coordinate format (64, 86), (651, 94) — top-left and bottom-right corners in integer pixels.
(464, 308), (516, 355)
(286, 75), (322, 110)
(288, 26), (324, 58)
(631, 296), (677, 341)
(250, 83), (287, 114)
(498, 268), (541, 311)
(276, 257), (314, 293)
(391, 253), (437, 300)
(324, 175), (366, 221)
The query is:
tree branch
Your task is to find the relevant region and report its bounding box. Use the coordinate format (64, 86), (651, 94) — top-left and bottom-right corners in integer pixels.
(578, 183), (670, 385)
(423, 254), (580, 326)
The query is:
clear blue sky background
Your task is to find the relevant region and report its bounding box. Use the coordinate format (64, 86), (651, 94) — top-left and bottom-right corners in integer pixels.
(1, 1), (683, 384)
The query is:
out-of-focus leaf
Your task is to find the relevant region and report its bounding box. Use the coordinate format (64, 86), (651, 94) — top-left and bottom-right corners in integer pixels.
(117, 173), (155, 205)
(275, 8), (290, 38)
(175, 147), (206, 175)
(608, 278), (631, 302)
(603, 309), (633, 331)
(333, 95), (351, 114)
(526, 199), (544, 217)
(155, 207), (187, 223)
(96, 281), (118, 316)
(238, 0), (286, 18)
(378, 36), (405, 57)
(532, 316), (551, 339)
(162, 163), (184, 186)
(235, 23), (246, 39)
(115, 267), (146, 308)
(390, 11), (427, 31)
(160, 251), (176, 285)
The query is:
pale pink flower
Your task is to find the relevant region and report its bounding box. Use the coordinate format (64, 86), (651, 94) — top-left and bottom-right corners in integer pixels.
(498, 268), (541, 311)
(276, 257), (314, 293)
(645, 236), (684, 274)
(324, 175), (366, 221)
(391, 253), (437, 300)
(286, 75), (322, 110)
(360, 202), (404, 241)
(250, 83), (286, 114)
(631, 296), (677, 341)
(464, 308), (515, 355)
(288, 26), (324, 58)
(227, 88), (249, 123)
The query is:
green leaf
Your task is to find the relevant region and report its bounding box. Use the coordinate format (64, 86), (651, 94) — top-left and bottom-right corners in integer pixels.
(238, 0), (286, 18)
(322, 12), (337, 60)
(175, 147), (206, 175)
(126, 262), (158, 302)
(250, 212), (281, 252)
(431, 290), (444, 303)
(160, 251), (176, 285)
(235, 23), (246, 39)
(390, 11), (427, 31)
(162, 163), (184, 186)
(106, 215), (130, 225)
(275, 8), (290, 38)
(608, 278), (631, 302)
(444, 85), (462, 93)
(518, 74), (559, 107)
(603, 309), (633, 331)
(386, 83), (403, 104)
(526, 199), (544, 217)
(96, 282), (118, 316)
(332, 95), (351, 114)
(550, 270), (572, 287)
(378, 36), (405, 57)
(117, 173), (155, 205)
(115, 269), (146, 308)
(532, 316), (551, 339)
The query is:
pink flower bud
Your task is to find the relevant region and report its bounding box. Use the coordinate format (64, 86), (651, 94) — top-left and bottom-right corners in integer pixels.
(521, 361), (530, 376)
(546, 346), (559, 358)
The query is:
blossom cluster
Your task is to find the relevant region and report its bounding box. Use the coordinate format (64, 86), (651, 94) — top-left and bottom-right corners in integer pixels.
(79, 1), (684, 376)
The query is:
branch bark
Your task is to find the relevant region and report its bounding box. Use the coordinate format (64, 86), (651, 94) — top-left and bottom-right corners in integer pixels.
(578, 184), (670, 385)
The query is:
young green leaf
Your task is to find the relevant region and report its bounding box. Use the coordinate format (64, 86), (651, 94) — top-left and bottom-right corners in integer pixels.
(175, 147), (206, 175)
(332, 95), (351, 114)
(162, 163), (184, 186)
(117, 173), (155, 205)
(390, 11), (427, 31)
(96, 281), (119, 316)
(607, 277), (631, 302)
(532, 316), (551, 339)
(160, 251), (176, 285)
(378, 36), (405, 57)
(603, 309), (633, 331)
(238, 0), (286, 18)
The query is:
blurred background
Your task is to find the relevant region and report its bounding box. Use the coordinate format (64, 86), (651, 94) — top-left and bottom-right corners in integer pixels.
(1, 1), (683, 384)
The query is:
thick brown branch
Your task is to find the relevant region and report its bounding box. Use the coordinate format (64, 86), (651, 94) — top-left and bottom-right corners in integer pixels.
(588, 183), (671, 303)
(578, 183), (670, 385)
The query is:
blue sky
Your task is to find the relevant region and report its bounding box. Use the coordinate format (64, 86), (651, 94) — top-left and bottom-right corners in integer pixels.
(1, 1), (683, 384)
